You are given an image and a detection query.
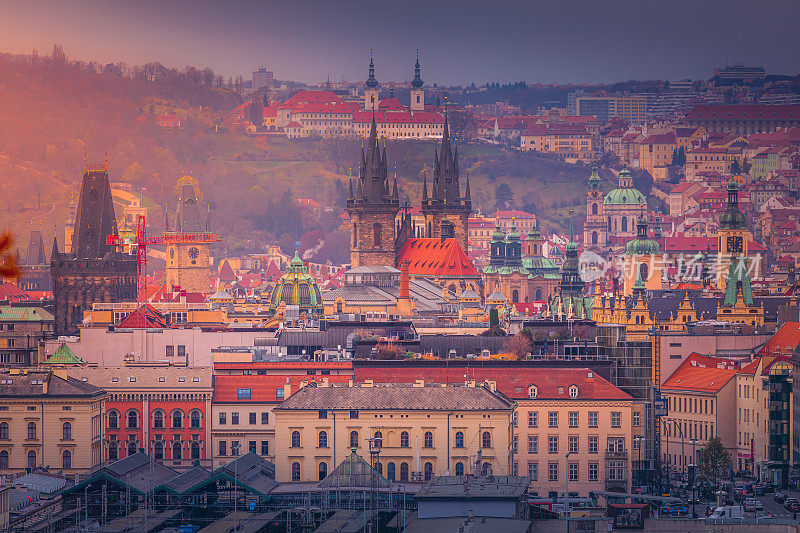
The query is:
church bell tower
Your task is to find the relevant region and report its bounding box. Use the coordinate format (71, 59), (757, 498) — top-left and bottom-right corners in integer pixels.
(364, 51), (380, 111)
(410, 50), (425, 112)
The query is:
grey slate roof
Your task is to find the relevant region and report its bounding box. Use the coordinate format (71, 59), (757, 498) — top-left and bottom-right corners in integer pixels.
(275, 384), (515, 412)
(0, 370), (104, 399)
(416, 475), (531, 500)
(323, 278), (450, 312)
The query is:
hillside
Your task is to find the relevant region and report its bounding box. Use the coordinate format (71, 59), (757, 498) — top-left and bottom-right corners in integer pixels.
(0, 49), (631, 265)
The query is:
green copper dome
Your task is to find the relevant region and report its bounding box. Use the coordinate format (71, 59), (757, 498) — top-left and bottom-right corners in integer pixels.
(719, 180), (748, 230)
(491, 223), (506, 242)
(625, 214), (660, 255)
(506, 224), (520, 242)
(269, 251), (324, 314)
(604, 169), (646, 205)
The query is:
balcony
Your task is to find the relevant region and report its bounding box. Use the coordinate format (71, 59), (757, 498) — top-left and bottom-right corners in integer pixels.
(606, 450), (628, 460)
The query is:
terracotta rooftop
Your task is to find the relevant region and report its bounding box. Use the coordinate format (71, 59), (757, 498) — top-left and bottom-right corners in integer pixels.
(397, 238), (479, 277)
(213, 374), (352, 403)
(758, 321), (800, 357)
(662, 353), (743, 393)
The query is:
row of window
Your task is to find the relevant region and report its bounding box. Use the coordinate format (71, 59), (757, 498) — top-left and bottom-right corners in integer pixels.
(525, 411), (623, 429)
(0, 421), (72, 440)
(107, 436), (202, 461)
(218, 440), (269, 456)
(291, 459), (491, 482)
(523, 435), (626, 455)
(218, 412), (269, 426)
(669, 396), (715, 415)
(108, 409), (202, 430)
(290, 430), (493, 449)
(0, 449), (69, 470)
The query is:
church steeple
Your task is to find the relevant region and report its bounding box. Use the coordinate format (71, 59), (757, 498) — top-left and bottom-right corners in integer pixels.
(366, 50), (378, 89)
(411, 50), (423, 89)
(410, 50), (425, 112)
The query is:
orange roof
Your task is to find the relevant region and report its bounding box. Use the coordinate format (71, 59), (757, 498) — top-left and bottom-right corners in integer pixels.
(662, 353), (742, 393)
(396, 238), (479, 277)
(758, 321), (800, 357)
(214, 374), (352, 403)
(117, 304), (172, 329)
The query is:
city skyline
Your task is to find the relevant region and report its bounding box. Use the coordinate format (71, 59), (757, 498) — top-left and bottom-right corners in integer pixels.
(0, 0), (798, 85)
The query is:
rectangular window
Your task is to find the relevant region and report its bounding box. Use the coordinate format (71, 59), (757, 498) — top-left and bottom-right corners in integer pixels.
(276, 389), (285, 400)
(528, 436), (538, 454)
(261, 412), (269, 425)
(528, 462), (538, 481)
(232, 441), (240, 456)
(249, 413), (256, 425)
(548, 412), (558, 428)
(232, 413), (239, 425)
(349, 410), (359, 419)
(611, 412), (621, 428)
(548, 463), (559, 482)
(548, 436), (558, 454)
(588, 412), (598, 428)
(588, 463), (598, 481)
(633, 412), (640, 427)
(237, 388), (251, 400)
(249, 441), (256, 454)
(589, 436), (598, 454)
(569, 463), (579, 481)
(528, 411), (538, 428)
(569, 436), (579, 453)
(219, 441), (227, 456)
(165, 345), (175, 357)
(219, 412), (226, 425)
(177, 345), (186, 357)
(261, 441), (269, 455)
(569, 412), (579, 428)
(318, 410), (327, 419)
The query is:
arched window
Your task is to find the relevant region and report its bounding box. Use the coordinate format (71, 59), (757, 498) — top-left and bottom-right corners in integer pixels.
(350, 430), (359, 448)
(0, 422), (9, 440)
(319, 462), (328, 481)
(455, 462), (464, 476)
(190, 410), (201, 428)
(592, 203), (598, 215)
(0, 451), (8, 469)
(373, 431), (382, 448)
(622, 217), (628, 232)
(108, 441), (118, 461)
(128, 441), (137, 456)
(127, 410), (138, 429)
(512, 289), (519, 303)
(373, 223), (382, 248)
(394, 462), (412, 486)
(153, 410), (164, 429)
(592, 231), (598, 244)
(482, 431), (491, 448)
(424, 431), (433, 448)
(154, 441), (164, 460)
(172, 410), (183, 429)
(27, 450), (36, 469)
(291, 431), (301, 448)
(639, 263), (649, 282)
(387, 462), (396, 481)
(535, 288), (543, 301)
(191, 442), (201, 459)
(424, 462), (433, 481)
(482, 462), (492, 476)
(292, 462), (301, 481)
(172, 441), (182, 460)
(62, 422), (72, 440)
(27, 422), (36, 440)
(108, 410), (119, 429)
(375, 461), (383, 474)
(318, 431), (328, 448)
(455, 431), (464, 448)
(608, 216), (612, 232)
(400, 431), (409, 448)
(62, 450), (72, 470)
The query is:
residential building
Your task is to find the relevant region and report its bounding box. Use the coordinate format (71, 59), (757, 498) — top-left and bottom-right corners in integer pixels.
(69, 366), (213, 468)
(685, 147), (736, 181)
(0, 306), (54, 367)
(0, 368), (105, 475)
(272, 381), (515, 483)
(684, 104), (800, 134)
(638, 133), (676, 180)
(520, 124), (594, 161)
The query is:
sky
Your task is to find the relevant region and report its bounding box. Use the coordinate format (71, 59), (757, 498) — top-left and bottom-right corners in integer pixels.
(1, 0), (799, 86)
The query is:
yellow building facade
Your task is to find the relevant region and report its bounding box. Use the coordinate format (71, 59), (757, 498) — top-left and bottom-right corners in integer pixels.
(273, 381), (515, 483)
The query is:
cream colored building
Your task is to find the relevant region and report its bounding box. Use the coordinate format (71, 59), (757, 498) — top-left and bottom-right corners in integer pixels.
(273, 381), (515, 483)
(0, 369), (105, 475)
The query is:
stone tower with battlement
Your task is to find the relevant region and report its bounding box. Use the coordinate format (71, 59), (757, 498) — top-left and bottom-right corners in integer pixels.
(164, 174), (213, 293)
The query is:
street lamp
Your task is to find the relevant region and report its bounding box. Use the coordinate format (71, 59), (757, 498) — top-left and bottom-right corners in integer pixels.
(689, 438), (698, 519)
(232, 443), (241, 531)
(565, 452), (571, 533)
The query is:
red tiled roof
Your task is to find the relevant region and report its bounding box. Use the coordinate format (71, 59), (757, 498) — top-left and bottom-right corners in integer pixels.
(218, 260), (237, 282)
(396, 238), (479, 277)
(291, 101), (353, 114)
(213, 374), (352, 402)
(758, 322), (800, 357)
(686, 104), (800, 122)
(353, 366), (631, 400)
(661, 353), (739, 393)
(0, 282), (31, 302)
(117, 304), (172, 329)
(640, 133), (676, 144)
(214, 361), (353, 370)
(282, 90), (343, 108)
(671, 182), (698, 194)
(377, 98), (406, 111)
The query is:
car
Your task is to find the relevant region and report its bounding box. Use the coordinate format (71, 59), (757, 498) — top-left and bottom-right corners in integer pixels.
(784, 498), (800, 512)
(774, 493), (787, 504)
(660, 504), (689, 517)
(743, 499), (757, 512)
(754, 485), (765, 496)
(762, 483), (775, 494)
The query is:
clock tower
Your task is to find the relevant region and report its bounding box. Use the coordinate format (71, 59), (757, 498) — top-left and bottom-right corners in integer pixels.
(165, 174), (213, 293)
(717, 181), (751, 290)
(582, 167), (606, 249)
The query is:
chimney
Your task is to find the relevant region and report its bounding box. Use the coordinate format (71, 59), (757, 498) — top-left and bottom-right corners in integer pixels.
(413, 379), (425, 387)
(400, 260), (410, 300)
(41, 378), (48, 395)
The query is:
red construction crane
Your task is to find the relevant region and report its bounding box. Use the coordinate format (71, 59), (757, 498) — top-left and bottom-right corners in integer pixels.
(107, 214), (220, 308)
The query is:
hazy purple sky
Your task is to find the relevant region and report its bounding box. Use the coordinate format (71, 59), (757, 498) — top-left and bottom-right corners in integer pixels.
(1, 0), (798, 85)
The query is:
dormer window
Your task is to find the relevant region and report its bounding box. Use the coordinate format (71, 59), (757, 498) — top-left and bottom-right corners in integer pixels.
(528, 386), (538, 399)
(569, 385), (579, 399)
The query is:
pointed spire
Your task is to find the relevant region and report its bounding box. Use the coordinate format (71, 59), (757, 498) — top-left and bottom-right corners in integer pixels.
(568, 209), (575, 243)
(348, 177), (354, 199)
(163, 204), (170, 231)
(411, 49), (423, 89)
(464, 169), (471, 201)
(392, 169), (398, 200)
(51, 231), (59, 258)
(422, 173), (428, 203)
(366, 49), (378, 89)
(205, 203), (212, 232)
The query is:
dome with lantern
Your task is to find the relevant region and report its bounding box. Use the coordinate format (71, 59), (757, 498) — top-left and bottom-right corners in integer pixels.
(268, 251), (324, 315)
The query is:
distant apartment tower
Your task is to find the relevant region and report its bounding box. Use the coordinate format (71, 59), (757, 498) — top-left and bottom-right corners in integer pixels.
(573, 95), (647, 125)
(713, 65), (766, 82)
(252, 67), (274, 90)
